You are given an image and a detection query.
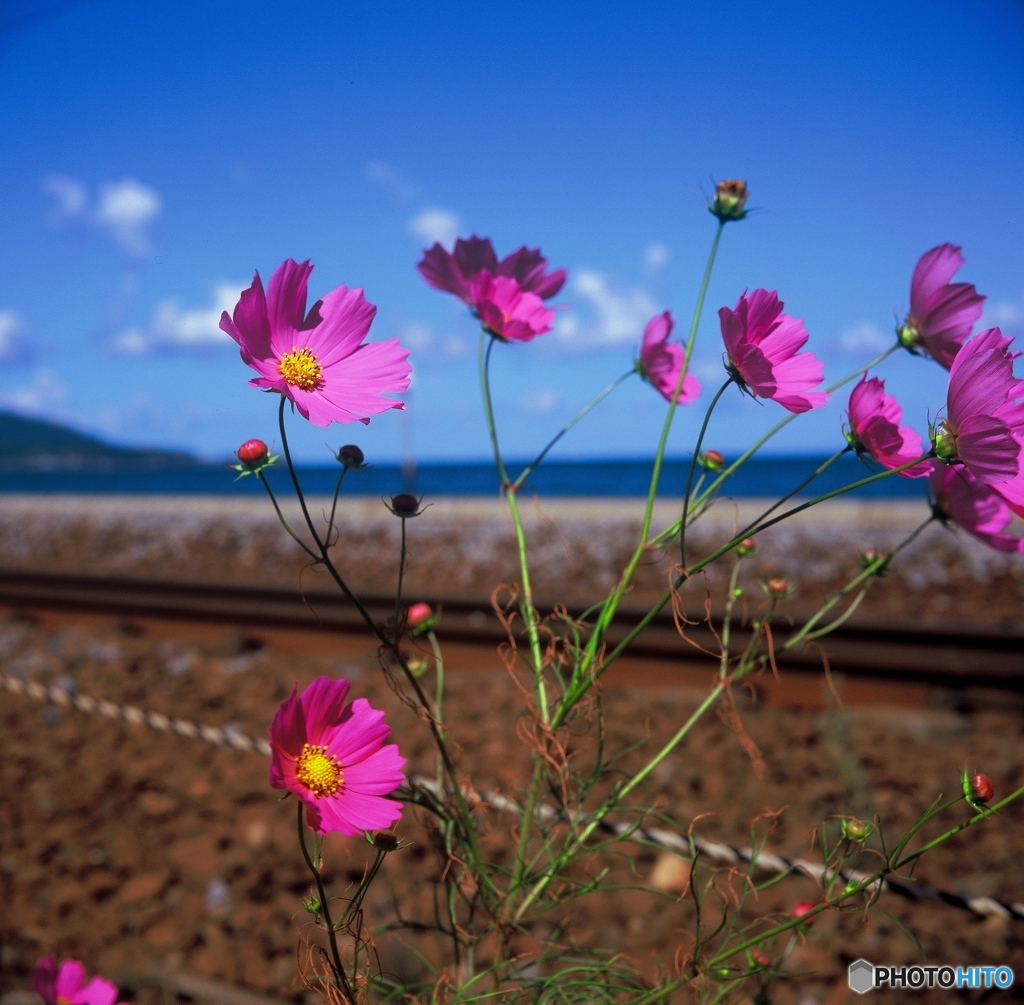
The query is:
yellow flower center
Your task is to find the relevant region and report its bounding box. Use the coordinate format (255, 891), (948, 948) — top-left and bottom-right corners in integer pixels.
(296, 743), (343, 797)
(279, 347), (323, 390)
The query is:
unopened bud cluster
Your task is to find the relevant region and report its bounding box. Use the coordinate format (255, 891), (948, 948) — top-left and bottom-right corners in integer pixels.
(709, 180), (749, 223)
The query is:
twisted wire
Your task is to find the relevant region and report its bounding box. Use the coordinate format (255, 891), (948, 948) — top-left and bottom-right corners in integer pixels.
(4, 671), (1022, 923)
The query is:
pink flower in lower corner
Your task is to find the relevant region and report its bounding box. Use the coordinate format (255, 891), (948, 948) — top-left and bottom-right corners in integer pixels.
(929, 463), (1024, 554)
(34, 958), (121, 1005)
(636, 311), (700, 404)
(846, 377), (929, 476)
(470, 272), (555, 342)
(899, 244), (986, 369)
(270, 676), (406, 836)
(220, 259), (411, 427)
(718, 289), (828, 413)
(417, 235), (566, 305)
(935, 328), (1024, 495)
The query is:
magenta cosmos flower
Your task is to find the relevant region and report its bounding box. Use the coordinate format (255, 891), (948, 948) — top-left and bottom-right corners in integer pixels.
(34, 958), (121, 1005)
(220, 259), (411, 427)
(636, 311), (700, 404)
(846, 376), (929, 476)
(270, 676), (405, 836)
(719, 289), (828, 413)
(469, 272), (556, 342)
(417, 235), (566, 305)
(898, 244), (986, 370)
(935, 328), (1024, 502)
(929, 463), (1024, 554)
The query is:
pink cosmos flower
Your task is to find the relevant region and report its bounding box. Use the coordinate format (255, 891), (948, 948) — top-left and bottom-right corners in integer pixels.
(636, 311), (700, 404)
(417, 235), (566, 305)
(34, 957), (121, 1005)
(718, 289), (828, 413)
(935, 329), (1024, 500)
(846, 376), (929, 477)
(220, 259), (411, 427)
(470, 272), (556, 342)
(270, 676), (405, 836)
(929, 462), (1024, 554)
(899, 244), (986, 369)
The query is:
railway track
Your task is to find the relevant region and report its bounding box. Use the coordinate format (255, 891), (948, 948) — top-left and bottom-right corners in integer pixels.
(0, 567), (1021, 690)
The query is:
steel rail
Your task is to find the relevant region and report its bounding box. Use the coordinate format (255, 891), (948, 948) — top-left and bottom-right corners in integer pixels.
(0, 567), (1021, 689)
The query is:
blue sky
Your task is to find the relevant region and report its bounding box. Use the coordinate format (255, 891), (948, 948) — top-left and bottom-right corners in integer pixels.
(0, 0), (1022, 463)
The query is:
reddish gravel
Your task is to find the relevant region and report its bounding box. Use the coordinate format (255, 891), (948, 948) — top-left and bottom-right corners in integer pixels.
(1, 613), (1022, 1004)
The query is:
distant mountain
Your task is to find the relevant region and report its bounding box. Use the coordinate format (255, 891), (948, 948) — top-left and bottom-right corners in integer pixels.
(0, 412), (202, 471)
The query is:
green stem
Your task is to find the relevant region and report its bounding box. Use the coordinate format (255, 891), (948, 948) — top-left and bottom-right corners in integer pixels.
(394, 516), (408, 628)
(557, 451), (932, 722)
(511, 368), (635, 490)
(719, 557), (743, 680)
(573, 222), (727, 687)
(479, 331), (548, 721)
(275, 395), (498, 909)
(679, 377), (733, 566)
(297, 801), (352, 994)
(326, 466), (347, 547)
(256, 470), (318, 560)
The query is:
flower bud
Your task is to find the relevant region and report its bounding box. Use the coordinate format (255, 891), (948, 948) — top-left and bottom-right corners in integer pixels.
(302, 895), (321, 914)
(709, 179), (749, 223)
(750, 949), (771, 969)
(932, 425), (958, 463)
(407, 602), (439, 635)
(841, 817), (871, 842)
(236, 439), (269, 465)
(698, 449), (725, 471)
(763, 577), (790, 599)
(389, 493), (422, 517)
(970, 773), (994, 803)
(337, 444), (366, 469)
(372, 831), (399, 851)
(792, 901), (816, 924)
(736, 537), (757, 557)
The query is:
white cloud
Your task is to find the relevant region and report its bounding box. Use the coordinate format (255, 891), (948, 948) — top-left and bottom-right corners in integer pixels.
(0, 369), (70, 416)
(400, 323), (434, 351)
(554, 269), (657, 347)
(366, 161), (418, 200)
(985, 295), (1024, 334)
(524, 388), (559, 413)
(408, 208), (461, 249)
(41, 174), (88, 223)
(0, 310), (33, 364)
(110, 283), (245, 354)
(41, 174), (162, 256)
(94, 178), (162, 255)
(838, 321), (891, 354)
(645, 243), (670, 271)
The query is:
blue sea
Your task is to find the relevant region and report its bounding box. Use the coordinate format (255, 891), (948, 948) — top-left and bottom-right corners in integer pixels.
(0, 456), (929, 500)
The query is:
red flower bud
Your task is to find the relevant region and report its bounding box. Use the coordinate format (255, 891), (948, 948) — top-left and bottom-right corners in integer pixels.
(407, 603), (433, 627)
(390, 493), (422, 517)
(337, 444), (365, 468)
(236, 439), (269, 464)
(710, 179), (749, 223)
(699, 449), (726, 471)
(970, 773), (994, 803)
(766, 577), (789, 598)
(736, 537), (757, 557)
(792, 901), (816, 923)
(751, 949), (771, 969)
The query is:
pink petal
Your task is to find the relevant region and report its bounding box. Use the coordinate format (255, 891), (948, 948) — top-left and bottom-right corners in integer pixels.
(222, 273), (272, 360)
(453, 236), (498, 279)
(931, 463), (1024, 553)
(72, 977), (118, 1005)
(318, 790), (404, 835)
(957, 415), (1021, 484)
(325, 697), (392, 764)
(343, 742), (407, 795)
(299, 676), (352, 743)
(757, 311), (809, 364)
(731, 343), (778, 399)
(55, 961), (87, 999)
(33, 956), (58, 1004)
(641, 311), (672, 354)
(265, 259), (313, 351)
(417, 244), (472, 303)
(911, 244), (966, 317)
(302, 285), (378, 367)
(741, 289), (785, 346)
